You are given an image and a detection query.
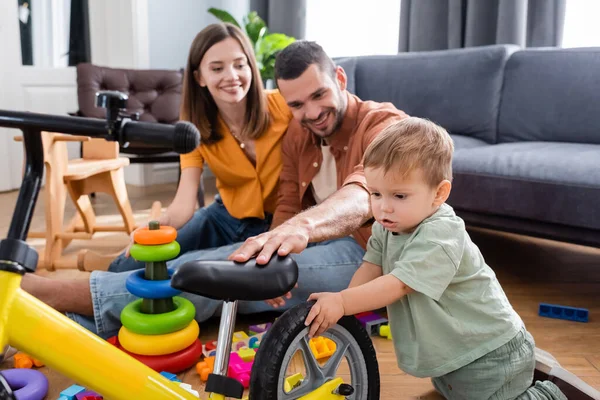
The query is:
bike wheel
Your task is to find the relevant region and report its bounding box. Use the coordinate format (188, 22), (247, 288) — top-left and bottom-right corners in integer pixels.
(249, 301), (380, 400)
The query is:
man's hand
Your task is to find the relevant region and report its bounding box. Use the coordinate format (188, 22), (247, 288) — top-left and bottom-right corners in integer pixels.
(304, 292), (345, 338)
(229, 223), (310, 264)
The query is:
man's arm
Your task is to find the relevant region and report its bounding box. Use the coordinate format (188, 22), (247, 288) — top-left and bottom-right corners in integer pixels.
(230, 183), (371, 264)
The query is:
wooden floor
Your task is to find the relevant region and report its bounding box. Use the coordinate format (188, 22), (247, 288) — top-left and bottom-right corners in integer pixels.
(0, 177), (599, 399)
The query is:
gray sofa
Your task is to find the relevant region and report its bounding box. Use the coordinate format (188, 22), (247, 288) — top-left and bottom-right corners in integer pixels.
(336, 45), (600, 247)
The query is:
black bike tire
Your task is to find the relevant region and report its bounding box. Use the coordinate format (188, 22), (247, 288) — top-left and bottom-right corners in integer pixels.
(249, 301), (380, 399)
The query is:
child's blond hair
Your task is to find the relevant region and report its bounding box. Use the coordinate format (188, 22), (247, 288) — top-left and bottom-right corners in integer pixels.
(363, 117), (454, 187)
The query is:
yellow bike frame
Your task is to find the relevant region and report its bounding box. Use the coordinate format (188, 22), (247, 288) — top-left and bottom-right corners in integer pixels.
(0, 271), (197, 399)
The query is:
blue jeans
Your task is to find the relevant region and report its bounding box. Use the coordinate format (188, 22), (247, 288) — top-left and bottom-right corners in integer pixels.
(68, 237), (365, 339)
(109, 195), (271, 273)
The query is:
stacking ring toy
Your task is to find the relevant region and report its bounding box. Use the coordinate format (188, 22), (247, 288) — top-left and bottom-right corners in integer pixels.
(129, 242), (180, 262)
(0, 369), (48, 400)
(119, 319), (199, 356)
(126, 268), (181, 299)
(121, 296), (195, 335)
(112, 337), (203, 373)
(134, 226), (177, 245)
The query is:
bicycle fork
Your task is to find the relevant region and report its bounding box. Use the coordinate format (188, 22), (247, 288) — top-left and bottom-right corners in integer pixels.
(207, 300), (242, 400)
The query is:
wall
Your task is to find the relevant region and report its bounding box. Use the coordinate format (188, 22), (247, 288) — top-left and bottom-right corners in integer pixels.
(147, 0), (250, 69)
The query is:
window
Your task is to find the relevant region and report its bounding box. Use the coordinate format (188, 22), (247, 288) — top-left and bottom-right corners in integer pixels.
(305, 0), (401, 58)
(562, 1), (600, 48)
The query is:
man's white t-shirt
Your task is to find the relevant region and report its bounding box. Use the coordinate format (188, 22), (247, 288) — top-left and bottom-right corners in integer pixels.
(311, 143), (337, 204)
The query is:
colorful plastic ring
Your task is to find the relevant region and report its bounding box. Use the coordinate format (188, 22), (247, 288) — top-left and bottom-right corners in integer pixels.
(129, 242), (180, 262)
(110, 337), (203, 374)
(0, 369), (48, 400)
(121, 296), (195, 335)
(134, 226), (177, 245)
(118, 319), (199, 356)
(126, 268), (181, 299)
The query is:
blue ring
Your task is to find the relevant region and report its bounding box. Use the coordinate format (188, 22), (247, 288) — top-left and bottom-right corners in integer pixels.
(126, 267), (181, 299)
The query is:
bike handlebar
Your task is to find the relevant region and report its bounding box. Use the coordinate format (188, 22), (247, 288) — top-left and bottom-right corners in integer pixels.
(0, 110), (200, 154)
(0, 104), (201, 273)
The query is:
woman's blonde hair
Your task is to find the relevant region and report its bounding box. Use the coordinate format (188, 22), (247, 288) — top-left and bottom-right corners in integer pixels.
(180, 23), (269, 144)
(363, 117), (454, 187)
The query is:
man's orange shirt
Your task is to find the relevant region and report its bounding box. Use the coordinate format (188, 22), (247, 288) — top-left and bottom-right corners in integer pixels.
(180, 90), (292, 220)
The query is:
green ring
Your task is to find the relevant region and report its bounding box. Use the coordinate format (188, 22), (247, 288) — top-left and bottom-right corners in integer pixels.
(120, 296), (195, 335)
(129, 241), (180, 262)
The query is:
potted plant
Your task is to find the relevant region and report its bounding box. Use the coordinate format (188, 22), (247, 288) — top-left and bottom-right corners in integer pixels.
(208, 8), (296, 88)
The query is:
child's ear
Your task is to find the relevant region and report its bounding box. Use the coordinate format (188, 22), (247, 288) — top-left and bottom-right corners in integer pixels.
(433, 180), (452, 207)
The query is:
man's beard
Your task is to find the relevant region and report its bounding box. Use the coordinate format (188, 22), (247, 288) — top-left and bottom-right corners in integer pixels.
(303, 105), (345, 138)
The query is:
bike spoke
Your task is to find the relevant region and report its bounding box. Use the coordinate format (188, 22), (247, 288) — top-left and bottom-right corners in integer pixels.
(299, 336), (325, 383)
(322, 340), (349, 379)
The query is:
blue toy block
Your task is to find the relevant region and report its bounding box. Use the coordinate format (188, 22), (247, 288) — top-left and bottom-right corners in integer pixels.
(159, 371), (181, 382)
(538, 303), (589, 323)
(58, 384), (86, 400)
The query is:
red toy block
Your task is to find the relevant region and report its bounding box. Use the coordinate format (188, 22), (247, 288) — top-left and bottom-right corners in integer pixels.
(76, 391), (102, 400)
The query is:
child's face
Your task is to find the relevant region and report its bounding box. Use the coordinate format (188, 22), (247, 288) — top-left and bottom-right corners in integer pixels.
(365, 166), (449, 234)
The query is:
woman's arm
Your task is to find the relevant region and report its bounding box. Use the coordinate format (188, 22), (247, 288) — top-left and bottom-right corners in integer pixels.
(160, 167), (202, 229)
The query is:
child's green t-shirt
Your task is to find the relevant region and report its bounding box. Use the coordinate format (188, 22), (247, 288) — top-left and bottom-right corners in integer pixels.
(363, 203), (523, 378)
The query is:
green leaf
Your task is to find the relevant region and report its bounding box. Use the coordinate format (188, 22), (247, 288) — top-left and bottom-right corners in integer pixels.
(207, 8), (241, 27)
(255, 33), (296, 81)
(243, 11), (267, 45)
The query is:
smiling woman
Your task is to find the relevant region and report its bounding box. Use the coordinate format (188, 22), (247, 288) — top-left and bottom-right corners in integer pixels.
(99, 22), (294, 276)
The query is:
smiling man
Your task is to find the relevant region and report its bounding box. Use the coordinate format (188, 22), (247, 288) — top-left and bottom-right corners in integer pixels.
(229, 40), (409, 307)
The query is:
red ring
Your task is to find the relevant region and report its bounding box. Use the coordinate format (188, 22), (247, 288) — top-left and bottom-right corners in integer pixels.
(108, 336), (202, 373)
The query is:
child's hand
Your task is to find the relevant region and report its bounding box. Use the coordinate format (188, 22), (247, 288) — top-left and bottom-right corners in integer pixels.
(265, 284), (298, 308)
(304, 292), (345, 338)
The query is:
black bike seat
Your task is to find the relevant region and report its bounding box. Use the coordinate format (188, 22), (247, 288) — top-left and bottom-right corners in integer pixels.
(170, 256), (298, 301)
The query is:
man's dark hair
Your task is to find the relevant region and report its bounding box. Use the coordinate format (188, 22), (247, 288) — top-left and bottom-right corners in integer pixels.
(274, 41), (336, 82)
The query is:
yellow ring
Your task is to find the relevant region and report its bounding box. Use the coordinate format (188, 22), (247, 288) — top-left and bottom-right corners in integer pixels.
(118, 319), (199, 356)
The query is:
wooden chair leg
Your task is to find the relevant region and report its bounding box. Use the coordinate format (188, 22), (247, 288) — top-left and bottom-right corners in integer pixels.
(42, 165), (69, 271)
(106, 169), (136, 233)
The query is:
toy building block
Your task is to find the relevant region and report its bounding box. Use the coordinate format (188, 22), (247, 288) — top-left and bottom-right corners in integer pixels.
(284, 373), (304, 392)
(159, 371), (181, 382)
(228, 352), (254, 388)
(237, 347), (257, 362)
(178, 383), (199, 397)
(58, 384), (86, 400)
(538, 303), (589, 323)
(379, 325), (392, 340)
(14, 352), (44, 368)
(248, 331), (267, 349)
(248, 323), (271, 335)
(76, 390), (103, 400)
(356, 311), (389, 334)
(309, 336), (337, 360)
(358, 312), (389, 336)
(231, 331), (251, 351)
(196, 356), (215, 381)
(202, 340), (218, 358)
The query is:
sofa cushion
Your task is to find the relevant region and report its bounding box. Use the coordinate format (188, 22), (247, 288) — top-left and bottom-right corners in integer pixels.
(352, 45), (517, 144)
(498, 48), (600, 144)
(451, 134), (490, 151)
(448, 142), (600, 231)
